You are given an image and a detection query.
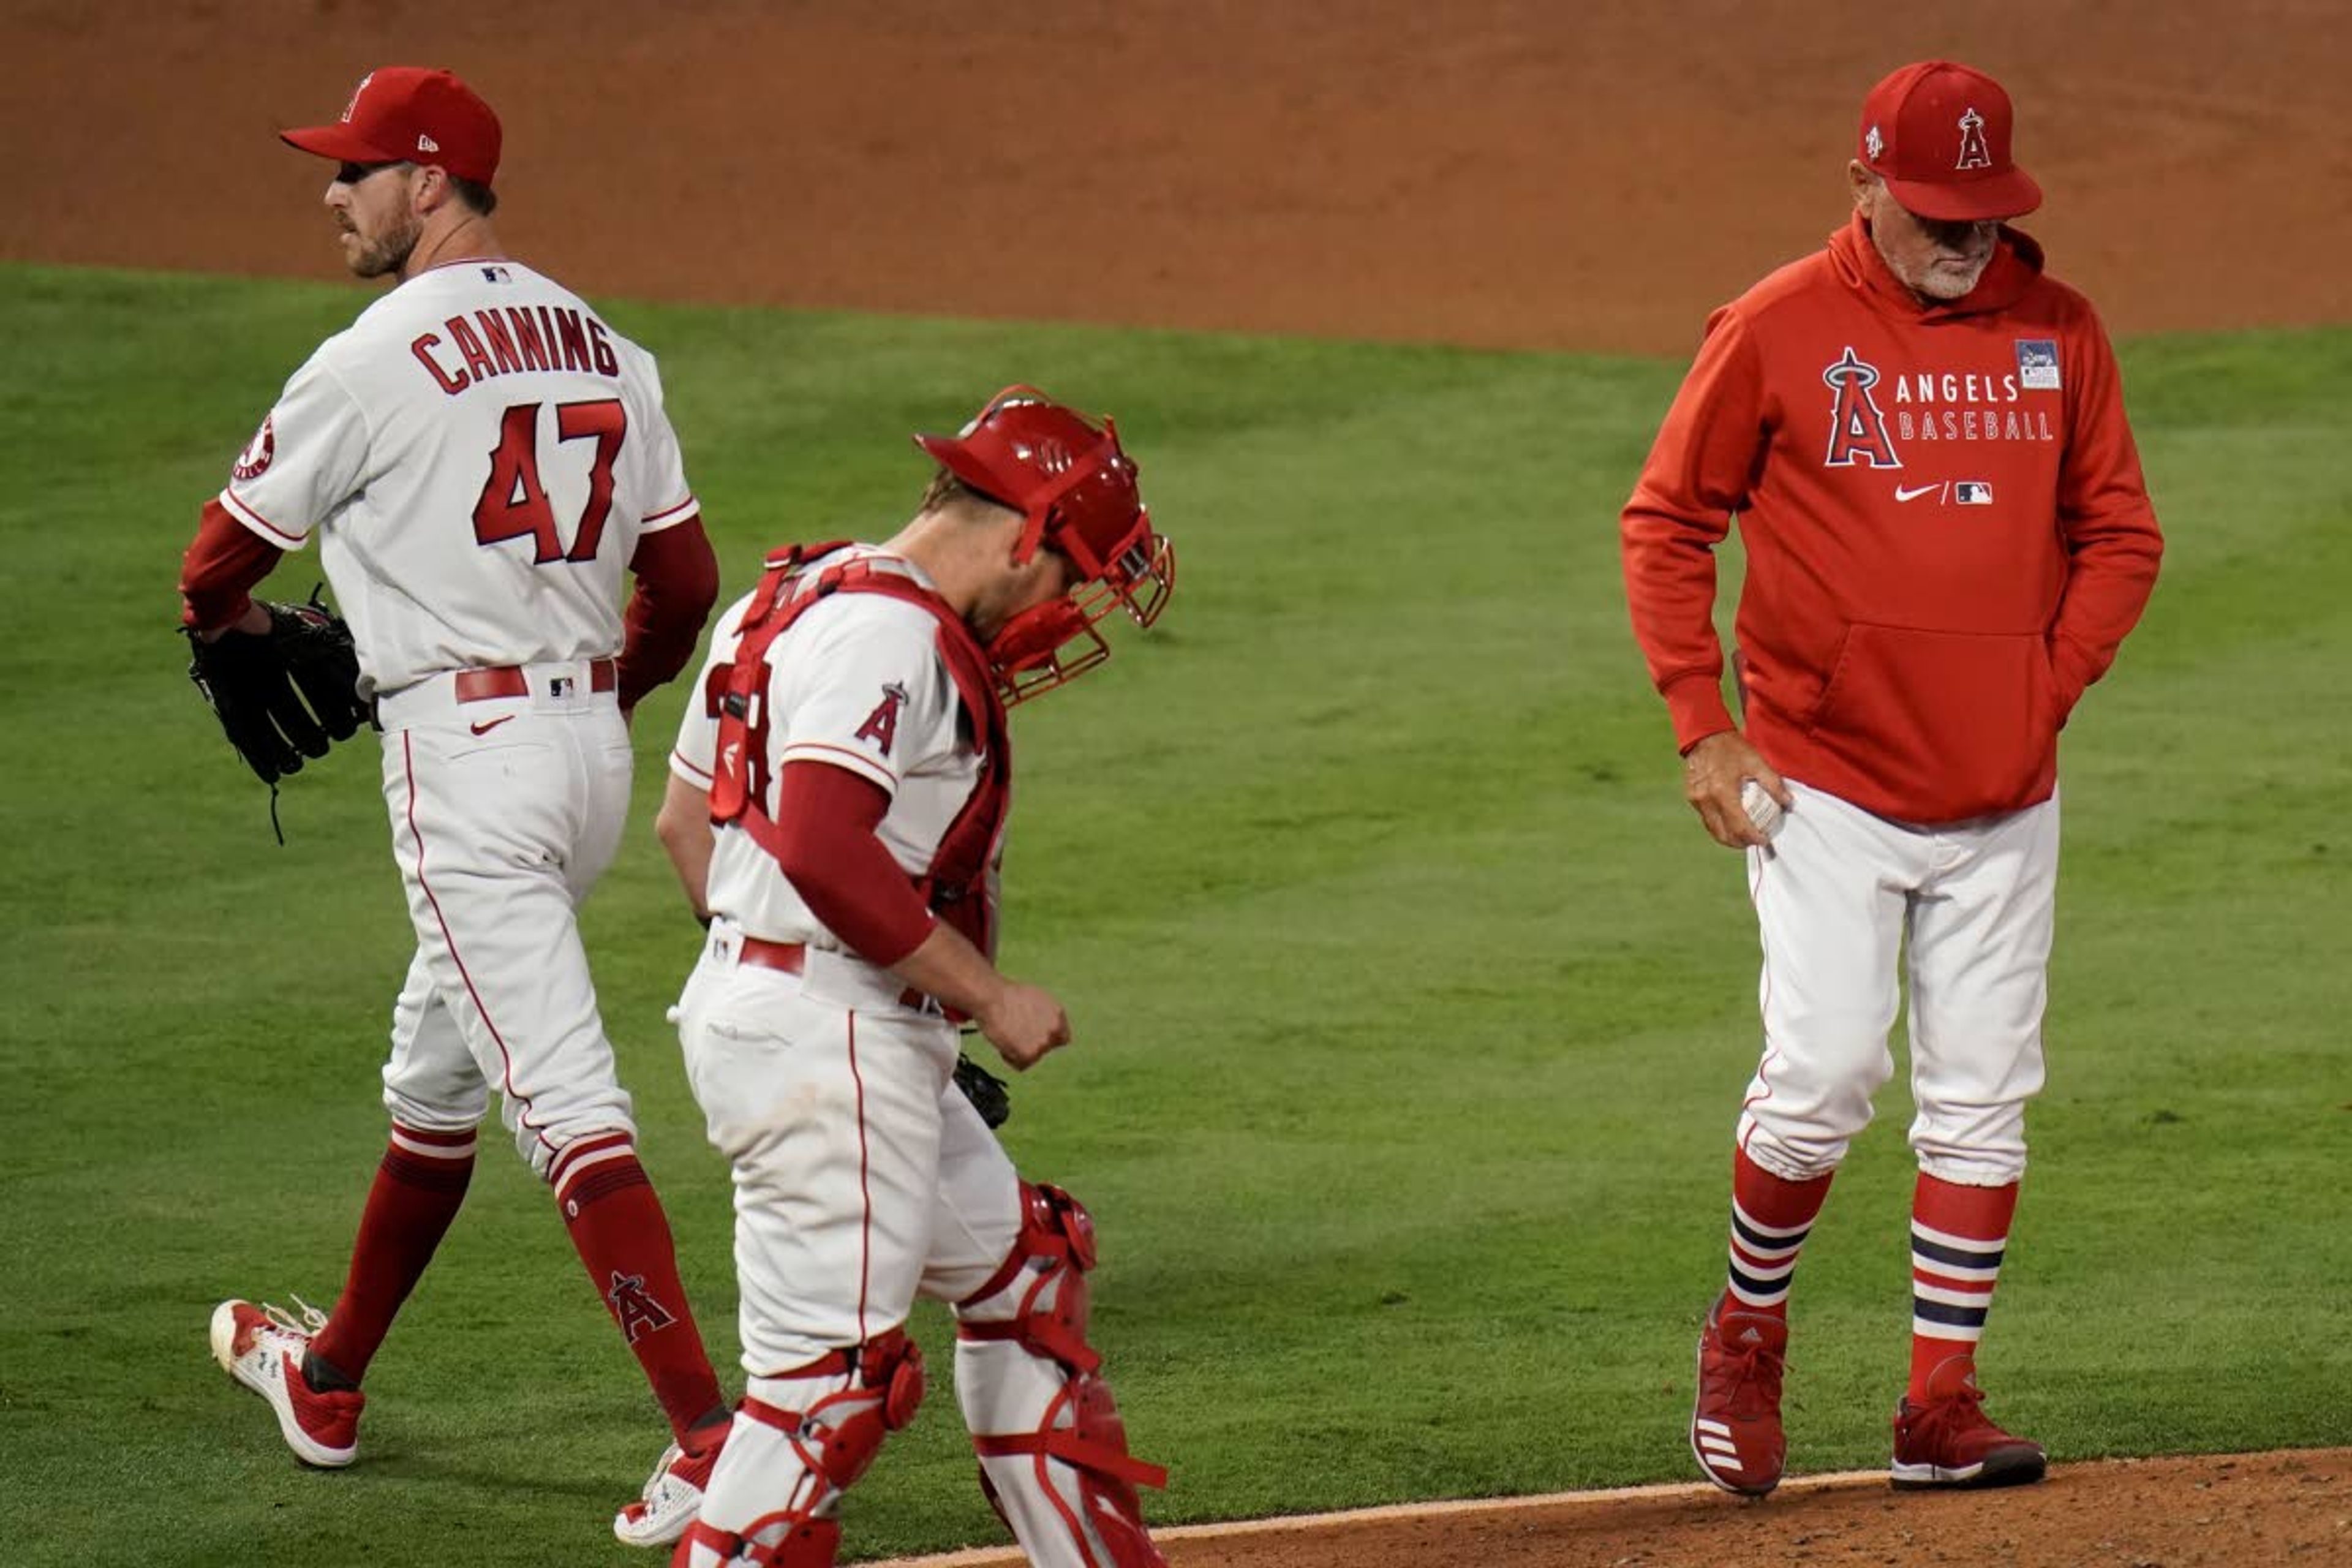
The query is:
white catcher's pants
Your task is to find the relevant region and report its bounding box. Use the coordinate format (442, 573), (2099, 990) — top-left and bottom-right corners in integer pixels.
(674, 929), (1021, 1374)
(1736, 780), (2059, 1186)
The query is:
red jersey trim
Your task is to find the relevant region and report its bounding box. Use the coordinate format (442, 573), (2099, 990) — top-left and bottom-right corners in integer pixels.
(643, 495), (700, 530)
(217, 487), (308, 548)
(669, 750), (715, 788)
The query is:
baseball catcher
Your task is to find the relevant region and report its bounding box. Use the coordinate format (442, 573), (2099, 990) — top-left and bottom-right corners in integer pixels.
(184, 590), (372, 784)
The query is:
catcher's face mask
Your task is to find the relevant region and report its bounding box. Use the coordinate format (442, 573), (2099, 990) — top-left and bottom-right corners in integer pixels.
(916, 386), (1175, 707)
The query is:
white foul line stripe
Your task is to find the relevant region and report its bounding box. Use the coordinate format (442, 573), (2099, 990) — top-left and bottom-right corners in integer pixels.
(850, 1469), (1898, 1567)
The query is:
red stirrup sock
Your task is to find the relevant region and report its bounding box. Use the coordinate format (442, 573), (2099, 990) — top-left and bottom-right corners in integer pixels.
(552, 1133), (725, 1439)
(1908, 1172), (2020, 1401)
(307, 1123), (477, 1387)
(1719, 1145), (1834, 1322)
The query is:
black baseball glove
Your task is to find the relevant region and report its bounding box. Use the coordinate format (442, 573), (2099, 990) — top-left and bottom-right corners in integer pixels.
(185, 590), (371, 785)
(954, 1052), (1012, 1129)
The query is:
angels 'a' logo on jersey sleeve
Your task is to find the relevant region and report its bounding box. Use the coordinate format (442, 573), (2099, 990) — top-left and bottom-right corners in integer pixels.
(232, 415), (276, 482)
(854, 681), (910, 756)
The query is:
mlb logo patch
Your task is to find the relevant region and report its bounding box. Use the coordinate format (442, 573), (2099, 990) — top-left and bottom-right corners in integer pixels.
(1954, 481), (1996, 505)
(481, 264), (513, 284)
(2015, 339), (2061, 391)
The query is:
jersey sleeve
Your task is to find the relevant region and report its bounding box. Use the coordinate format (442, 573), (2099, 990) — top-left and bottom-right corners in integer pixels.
(669, 589), (757, 789)
(216, 349), (372, 550)
(773, 600), (959, 797)
(628, 350), (699, 532)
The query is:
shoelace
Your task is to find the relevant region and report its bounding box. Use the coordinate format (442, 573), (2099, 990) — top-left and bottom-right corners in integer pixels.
(261, 1295), (329, 1337)
(1905, 1382), (1996, 1446)
(1708, 1340), (1792, 1421)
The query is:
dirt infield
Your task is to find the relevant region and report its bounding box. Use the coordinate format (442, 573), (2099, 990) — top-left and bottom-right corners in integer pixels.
(7, 2), (2345, 1563)
(2, 1), (2345, 353)
(870, 1451), (2352, 1568)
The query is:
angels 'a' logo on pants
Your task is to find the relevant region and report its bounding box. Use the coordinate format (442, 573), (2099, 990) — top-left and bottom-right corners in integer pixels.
(607, 1270), (679, 1342)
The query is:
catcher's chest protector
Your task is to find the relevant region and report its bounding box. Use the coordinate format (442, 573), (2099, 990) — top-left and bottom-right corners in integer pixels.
(710, 544), (1012, 957)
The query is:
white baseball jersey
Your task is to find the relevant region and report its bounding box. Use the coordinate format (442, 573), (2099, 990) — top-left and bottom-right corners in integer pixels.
(671, 549), (984, 946)
(218, 258), (699, 695)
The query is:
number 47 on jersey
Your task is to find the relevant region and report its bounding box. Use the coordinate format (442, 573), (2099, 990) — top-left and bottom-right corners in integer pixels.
(472, 398), (626, 564)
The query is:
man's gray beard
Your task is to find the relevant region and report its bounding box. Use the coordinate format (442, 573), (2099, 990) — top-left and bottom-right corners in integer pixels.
(350, 217), (422, 279)
(1912, 255), (1991, 301)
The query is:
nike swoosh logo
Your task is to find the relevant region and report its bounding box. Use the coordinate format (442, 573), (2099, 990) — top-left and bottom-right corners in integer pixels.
(469, 715), (516, 736)
(1895, 483), (1943, 502)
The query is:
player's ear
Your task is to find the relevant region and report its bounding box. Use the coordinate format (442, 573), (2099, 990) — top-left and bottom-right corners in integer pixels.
(1845, 160), (1879, 214)
(409, 164), (449, 216)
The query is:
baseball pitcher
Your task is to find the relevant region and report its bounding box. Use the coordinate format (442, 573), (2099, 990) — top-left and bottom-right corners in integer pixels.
(181, 66), (735, 1546)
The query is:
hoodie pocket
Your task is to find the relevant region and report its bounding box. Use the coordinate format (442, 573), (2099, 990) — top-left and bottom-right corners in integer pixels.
(1805, 624), (2057, 814)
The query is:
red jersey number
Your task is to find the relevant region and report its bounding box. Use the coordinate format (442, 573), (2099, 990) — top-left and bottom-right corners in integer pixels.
(472, 398), (629, 564)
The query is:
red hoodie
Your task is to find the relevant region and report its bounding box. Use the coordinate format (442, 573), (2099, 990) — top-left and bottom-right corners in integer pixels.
(1621, 214), (2163, 824)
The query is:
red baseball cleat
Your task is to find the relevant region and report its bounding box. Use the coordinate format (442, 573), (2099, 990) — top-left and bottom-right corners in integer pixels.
(209, 1297), (364, 1468)
(1891, 1355), (2046, 1489)
(1691, 1303), (1788, 1496)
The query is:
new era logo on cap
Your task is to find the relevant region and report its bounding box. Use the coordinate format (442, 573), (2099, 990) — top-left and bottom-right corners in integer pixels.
(1858, 59), (2041, 222)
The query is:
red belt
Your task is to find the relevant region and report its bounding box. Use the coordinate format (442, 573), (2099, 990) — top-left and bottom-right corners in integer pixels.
(453, 658), (617, 703)
(737, 935), (932, 1012)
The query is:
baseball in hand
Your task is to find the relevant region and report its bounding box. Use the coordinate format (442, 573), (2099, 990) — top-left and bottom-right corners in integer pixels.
(1741, 779), (1785, 840)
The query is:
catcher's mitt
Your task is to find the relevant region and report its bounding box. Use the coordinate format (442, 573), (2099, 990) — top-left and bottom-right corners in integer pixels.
(186, 590), (371, 786)
(954, 1052), (1012, 1129)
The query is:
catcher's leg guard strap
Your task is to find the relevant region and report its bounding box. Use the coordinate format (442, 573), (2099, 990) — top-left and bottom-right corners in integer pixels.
(956, 1183), (1167, 1568)
(673, 1518), (840, 1568)
(673, 1332), (924, 1568)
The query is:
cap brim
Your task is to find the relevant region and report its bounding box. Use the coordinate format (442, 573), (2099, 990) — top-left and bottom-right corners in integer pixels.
(280, 123), (407, 166)
(1885, 167), (2043, 222)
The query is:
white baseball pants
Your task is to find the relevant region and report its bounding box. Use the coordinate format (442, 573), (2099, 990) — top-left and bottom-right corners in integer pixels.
(1735, 780), (2059, 1187)
(673, 928), (1022, 1375)
(373, 662), (640, 1175)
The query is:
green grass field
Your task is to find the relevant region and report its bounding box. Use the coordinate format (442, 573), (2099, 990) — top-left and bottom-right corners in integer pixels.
(1, 264), (2345, 1566)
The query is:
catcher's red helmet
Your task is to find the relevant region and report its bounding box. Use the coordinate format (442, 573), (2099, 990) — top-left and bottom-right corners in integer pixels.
(914, 386), (1174, 704)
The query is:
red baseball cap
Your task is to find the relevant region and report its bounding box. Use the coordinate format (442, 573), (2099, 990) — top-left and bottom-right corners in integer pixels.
(1856, 60), (2040, 222)
(281, 67), (501, 186)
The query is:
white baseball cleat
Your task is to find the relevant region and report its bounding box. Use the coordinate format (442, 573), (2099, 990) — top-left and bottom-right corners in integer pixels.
(209, 1297), (364, 1468)
(613, 1431), (725, 1547)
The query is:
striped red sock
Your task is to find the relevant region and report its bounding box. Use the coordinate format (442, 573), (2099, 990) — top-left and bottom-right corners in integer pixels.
(554, 1134), (725, 1441)
(1909, 1172), (2020, 1401)
(1719, 1146), (1834, 1322)
(309, 1123), (477, 1384)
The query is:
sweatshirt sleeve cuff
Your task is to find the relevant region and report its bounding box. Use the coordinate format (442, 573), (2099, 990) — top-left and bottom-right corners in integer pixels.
(1663, 673), (1736, 753)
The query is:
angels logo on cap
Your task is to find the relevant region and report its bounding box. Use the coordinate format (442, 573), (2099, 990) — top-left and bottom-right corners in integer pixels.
(1856, 60), (2041, 222)
(1954, 107), (1992, 172)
